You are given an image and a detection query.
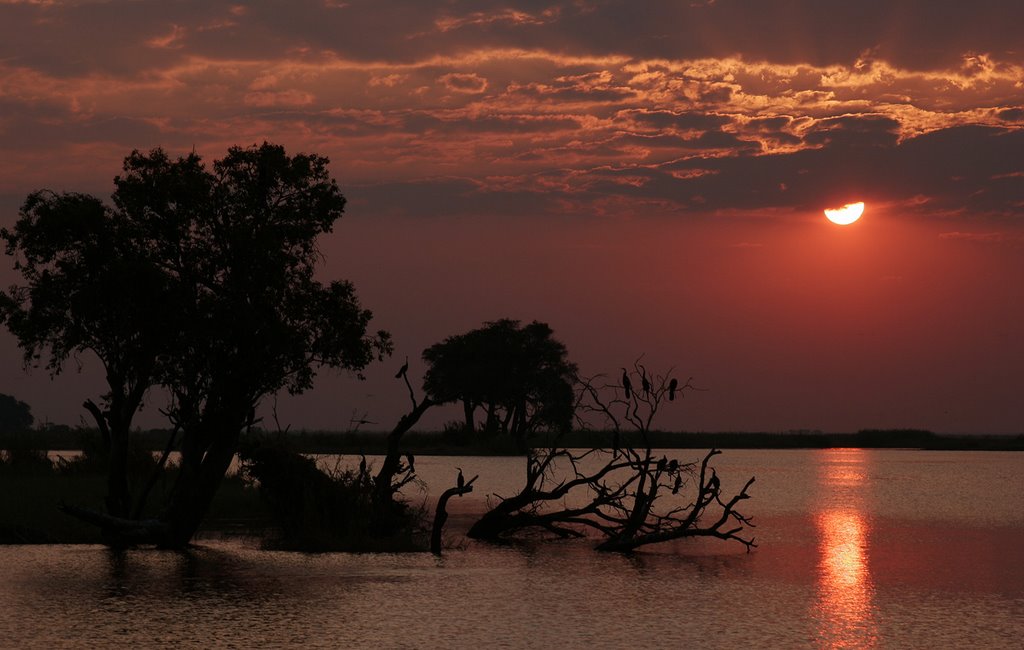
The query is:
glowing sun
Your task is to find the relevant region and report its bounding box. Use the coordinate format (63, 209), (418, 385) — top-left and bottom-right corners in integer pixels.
(824, 202), (865, 225)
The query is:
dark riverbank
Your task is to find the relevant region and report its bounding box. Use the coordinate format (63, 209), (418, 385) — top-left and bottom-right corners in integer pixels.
(3, 427), (1022, 455)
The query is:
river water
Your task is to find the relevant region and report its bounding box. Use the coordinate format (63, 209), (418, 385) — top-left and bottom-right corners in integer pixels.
(2, 449), (1022, 648)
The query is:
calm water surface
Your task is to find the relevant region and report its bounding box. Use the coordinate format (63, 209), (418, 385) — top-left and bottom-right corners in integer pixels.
(4, 449), (1023, 648)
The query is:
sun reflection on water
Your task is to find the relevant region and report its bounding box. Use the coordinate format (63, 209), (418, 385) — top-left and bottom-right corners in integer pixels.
(815, 450), (878, 649)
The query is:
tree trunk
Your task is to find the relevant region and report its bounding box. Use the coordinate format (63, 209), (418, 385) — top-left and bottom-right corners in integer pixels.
(466, 489), (537, 540)
(462, 399), (475, 432)
(157, 424), (241, 548)
(431, 476), (476, 554)
(82, 399), (131, 518)
(373, 399), (433, 508)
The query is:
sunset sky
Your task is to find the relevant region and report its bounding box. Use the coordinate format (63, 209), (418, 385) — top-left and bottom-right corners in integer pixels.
(1, 0), (1022, 434)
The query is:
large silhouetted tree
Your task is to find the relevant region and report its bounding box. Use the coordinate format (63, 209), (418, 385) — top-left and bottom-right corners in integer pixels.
(422, 319), (576, 450)
(0, 143), (390, 547)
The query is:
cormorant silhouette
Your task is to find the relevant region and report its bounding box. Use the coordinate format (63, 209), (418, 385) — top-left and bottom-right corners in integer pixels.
(395, 356), (409, 379)
(456, 467), (465, 493)
(668, 378), (678, 401)
(621, 368), (632, 399)
(405, 452), (415, 473)
(640, 365), (650, 397)
(672, 474), (682, 494)
(708, 469), (720, 496)
(657, 456), (667, 472)
(667, 458), (678, 473)
(359, 455), (367, 476)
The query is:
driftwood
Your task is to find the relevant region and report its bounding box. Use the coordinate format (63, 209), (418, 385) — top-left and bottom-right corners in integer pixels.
(431, 474), (478, 554)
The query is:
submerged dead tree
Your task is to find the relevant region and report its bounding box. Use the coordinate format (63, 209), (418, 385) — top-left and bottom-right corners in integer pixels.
(468, 361), (756, 552)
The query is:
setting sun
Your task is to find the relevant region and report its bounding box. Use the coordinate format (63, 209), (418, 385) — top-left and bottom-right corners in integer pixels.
(824, 202), (865, 225)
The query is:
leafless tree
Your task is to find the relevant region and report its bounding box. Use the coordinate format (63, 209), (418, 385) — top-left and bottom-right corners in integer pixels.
(468, 361), (756, 553)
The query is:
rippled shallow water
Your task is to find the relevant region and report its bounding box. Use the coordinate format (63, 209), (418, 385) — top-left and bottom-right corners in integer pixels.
(4, 449), (1023, 648)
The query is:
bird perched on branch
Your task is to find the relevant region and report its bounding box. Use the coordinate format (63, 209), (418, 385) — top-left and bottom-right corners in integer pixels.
(395, 356), (409, 379)
(405, 452), (415, 473)
(667, 458), (678, 473)
(457, 467), (465, 493)
(668, 378), (679, 401)
(708, 469), (720, 496)
(673, 474), (683, 494)
(621, 368), (632, 399)
(640, 366), (651, 397)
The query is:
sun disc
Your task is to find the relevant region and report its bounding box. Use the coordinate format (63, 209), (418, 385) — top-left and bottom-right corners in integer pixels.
(824, 202), (865, 225)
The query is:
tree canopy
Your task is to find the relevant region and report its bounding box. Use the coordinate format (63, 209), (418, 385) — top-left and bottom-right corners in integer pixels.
(422, 319), (576, 447)
(0, 143), (390, 545)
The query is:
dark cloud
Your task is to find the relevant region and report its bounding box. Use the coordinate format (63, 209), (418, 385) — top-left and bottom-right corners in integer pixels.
(802, 115), (902, 149)
(997, 108), (1024, 122)
(621, 109), (732, 132)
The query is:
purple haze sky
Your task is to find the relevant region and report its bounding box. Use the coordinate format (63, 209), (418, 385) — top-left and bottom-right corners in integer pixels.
(0, 0), (1022, 433)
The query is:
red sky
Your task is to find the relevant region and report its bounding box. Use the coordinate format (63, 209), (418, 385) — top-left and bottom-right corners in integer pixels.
(1, 0), (1022, 434)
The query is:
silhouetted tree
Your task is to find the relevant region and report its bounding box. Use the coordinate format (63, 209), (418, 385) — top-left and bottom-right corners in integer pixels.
(468, 362), (756, 553)
(1, 190), (175, 517)
(422, 319), (576, 450)
(1, 143), (390, 547)
(0, 393), (34, 433)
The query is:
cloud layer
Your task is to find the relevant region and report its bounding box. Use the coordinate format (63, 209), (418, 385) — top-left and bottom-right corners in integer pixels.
(1, 0), (1022, 225)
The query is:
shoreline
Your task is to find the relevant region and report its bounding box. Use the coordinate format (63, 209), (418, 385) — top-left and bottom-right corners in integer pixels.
(3, 428), (1022, 455)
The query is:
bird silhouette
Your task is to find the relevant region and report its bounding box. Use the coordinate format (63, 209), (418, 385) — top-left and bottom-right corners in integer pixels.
(621, 368), (632, 399)
(405, 452), (415, 473)
(672, 475), (682, 494)
(667, 458), (678, 473)
(395, 356), (409, 379)
(657, 456), (667, 472)
(640, 365), (651, 397)
(668, 378), (678, 401)
(708, 469), (720, 496)
(456, 467), (465, 494)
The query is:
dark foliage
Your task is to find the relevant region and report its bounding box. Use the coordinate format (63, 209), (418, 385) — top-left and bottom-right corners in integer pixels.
(0, 394), (34, 433)
(0, 143), (390, 547)
(239, 439), (423, 551)
(0, 447), (51, 474)
(422, 319), (576, 449)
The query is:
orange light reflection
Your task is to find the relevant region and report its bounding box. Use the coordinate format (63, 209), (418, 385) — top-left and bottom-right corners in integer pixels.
(814, 450), (877, 648)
